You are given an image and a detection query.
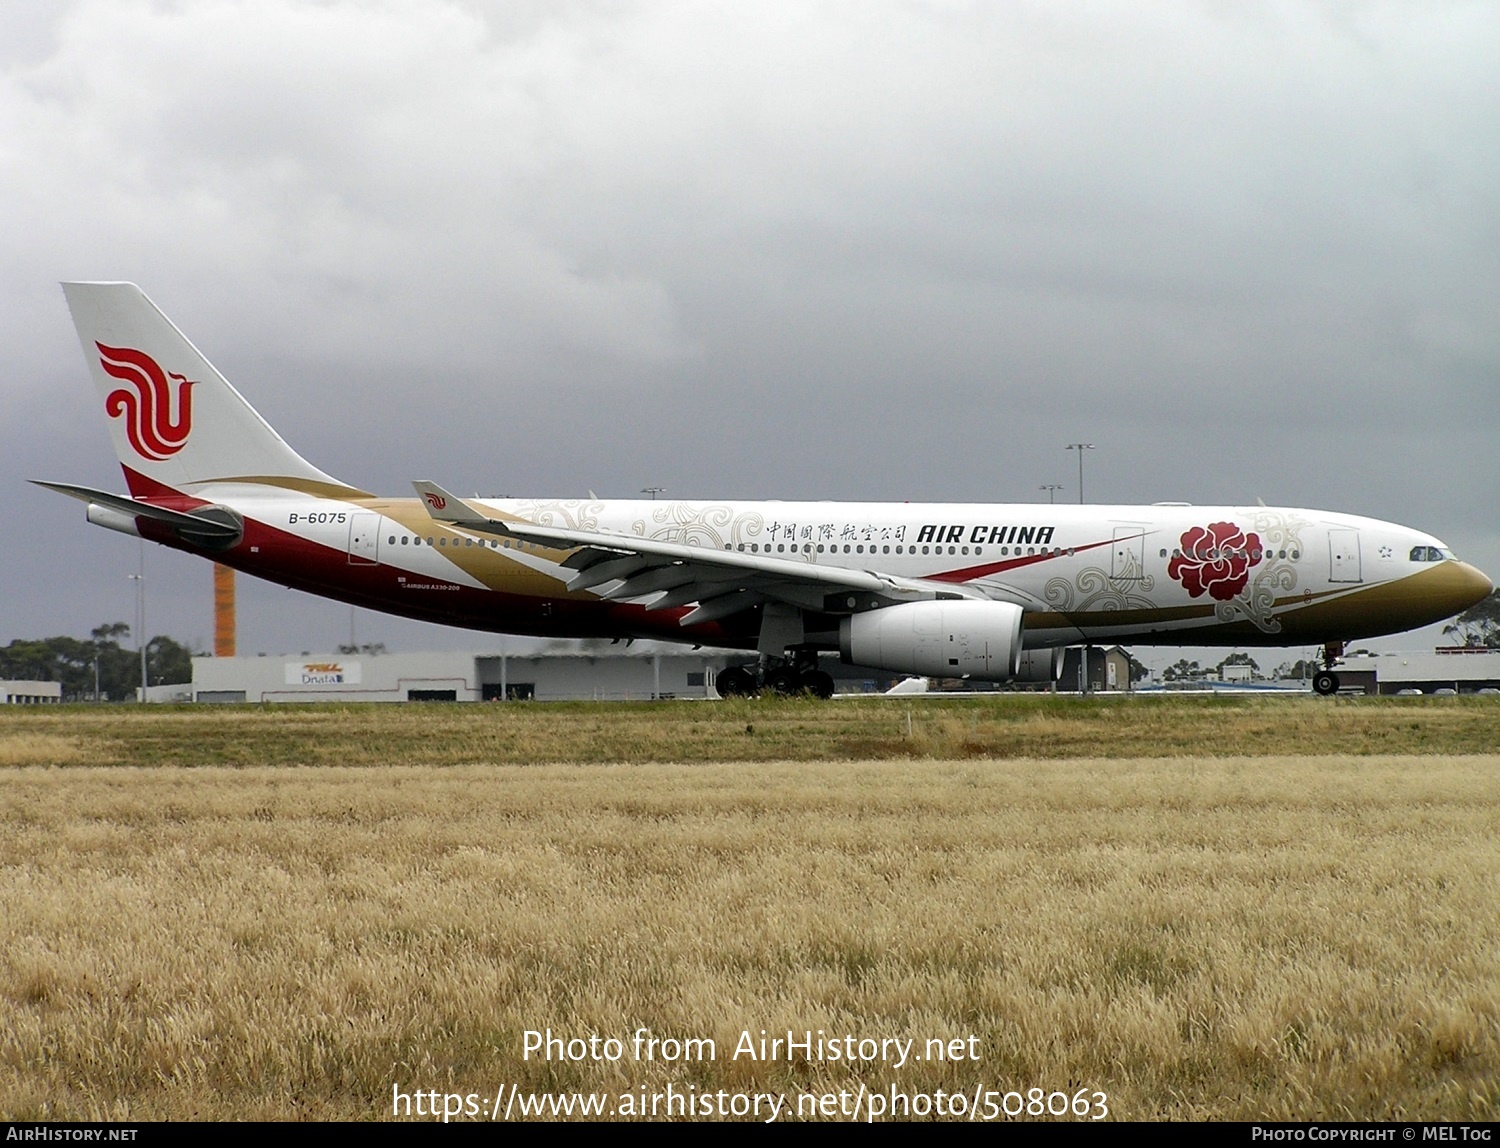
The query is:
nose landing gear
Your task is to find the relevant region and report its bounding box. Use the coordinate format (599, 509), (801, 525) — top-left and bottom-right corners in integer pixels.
(1312, 641), (1344, 697)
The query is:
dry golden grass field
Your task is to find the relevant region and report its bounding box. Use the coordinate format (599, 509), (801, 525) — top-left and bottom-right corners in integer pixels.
(1, 696), (1498, 1121)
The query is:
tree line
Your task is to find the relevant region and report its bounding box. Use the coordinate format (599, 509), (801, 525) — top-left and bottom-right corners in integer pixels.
(0, 623), (198, 701)
(1160, 653), (1320, 683)
(1444, 590), (1500, 648)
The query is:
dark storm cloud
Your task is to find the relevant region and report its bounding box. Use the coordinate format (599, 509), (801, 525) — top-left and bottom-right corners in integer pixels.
(3, 0), (1495, 659)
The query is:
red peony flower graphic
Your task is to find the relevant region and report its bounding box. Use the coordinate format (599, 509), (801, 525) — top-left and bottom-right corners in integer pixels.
(1168, 522), (1264, 601)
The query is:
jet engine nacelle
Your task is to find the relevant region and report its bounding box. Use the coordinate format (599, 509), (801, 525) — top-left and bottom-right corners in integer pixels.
(839, 600), (1024, 681)
(1014, 646), (1065, 684)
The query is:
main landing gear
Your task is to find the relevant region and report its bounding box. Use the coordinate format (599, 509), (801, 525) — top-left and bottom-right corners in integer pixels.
(716, 658), (835, 699)
(1312, 641), (1344, 697)
(715, 665), (757, 697)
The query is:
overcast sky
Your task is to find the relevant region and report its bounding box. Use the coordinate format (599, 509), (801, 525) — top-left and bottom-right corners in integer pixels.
(3, 0), (1496, 668)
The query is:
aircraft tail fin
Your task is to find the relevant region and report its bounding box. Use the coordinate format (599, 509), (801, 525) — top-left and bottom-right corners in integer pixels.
(61, 282), (358, 498)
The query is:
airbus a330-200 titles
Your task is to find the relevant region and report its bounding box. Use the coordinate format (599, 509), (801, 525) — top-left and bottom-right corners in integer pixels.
(38, 283), (1493, 698)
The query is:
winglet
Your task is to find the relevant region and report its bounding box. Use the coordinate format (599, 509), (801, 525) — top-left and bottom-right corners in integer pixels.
(412, 481), (491, 527)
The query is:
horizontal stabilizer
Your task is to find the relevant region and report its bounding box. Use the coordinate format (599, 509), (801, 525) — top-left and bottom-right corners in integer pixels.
(32, 480), (241, 539)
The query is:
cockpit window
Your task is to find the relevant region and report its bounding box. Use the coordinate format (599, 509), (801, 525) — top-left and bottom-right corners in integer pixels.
(1409, 545), (1445, 562)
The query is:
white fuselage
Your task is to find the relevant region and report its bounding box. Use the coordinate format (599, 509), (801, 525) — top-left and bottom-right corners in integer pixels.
(189, 488), (1489, 652)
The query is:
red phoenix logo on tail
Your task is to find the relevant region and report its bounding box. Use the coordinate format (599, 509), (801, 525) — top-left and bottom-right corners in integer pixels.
(424, 492), (448, 511)
(98, 343), (195, 461)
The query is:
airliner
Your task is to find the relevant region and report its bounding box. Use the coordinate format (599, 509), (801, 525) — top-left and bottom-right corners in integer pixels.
(38, 282), (1492, 698)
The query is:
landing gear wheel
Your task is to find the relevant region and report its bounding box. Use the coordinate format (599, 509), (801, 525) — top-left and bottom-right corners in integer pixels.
(765, 666), (803, 696)
(1312, 670), (1339, 697)
(802, 670), (835, 700)
(716, 666), (758, 698)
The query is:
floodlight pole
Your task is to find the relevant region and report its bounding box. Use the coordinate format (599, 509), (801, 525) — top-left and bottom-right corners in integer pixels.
(1040, 483), (1062, 504)
(1065, 443), (1094, 503)
(128, 543), (146, 702)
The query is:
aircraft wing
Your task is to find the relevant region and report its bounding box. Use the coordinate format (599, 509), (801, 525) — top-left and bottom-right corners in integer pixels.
(412, 481), (1034, 625)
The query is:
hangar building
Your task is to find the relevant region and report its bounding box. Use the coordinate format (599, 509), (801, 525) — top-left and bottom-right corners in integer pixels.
(2, 681), (63, 704)
(191, 645), (735, 703)
(1335, 648), (1500, 695)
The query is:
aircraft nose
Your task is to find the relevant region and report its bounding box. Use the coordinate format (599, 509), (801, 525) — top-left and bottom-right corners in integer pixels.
(1389, 559), (1493, 632)
(1439, 560), (1494, 619)
(1454, 561), (1494, 610)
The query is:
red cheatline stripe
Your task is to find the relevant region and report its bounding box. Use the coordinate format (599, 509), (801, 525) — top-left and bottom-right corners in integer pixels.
(924, 534), (1129, 584)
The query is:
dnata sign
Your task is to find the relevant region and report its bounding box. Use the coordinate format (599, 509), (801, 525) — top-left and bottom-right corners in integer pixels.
(286, 661), (361, 686)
